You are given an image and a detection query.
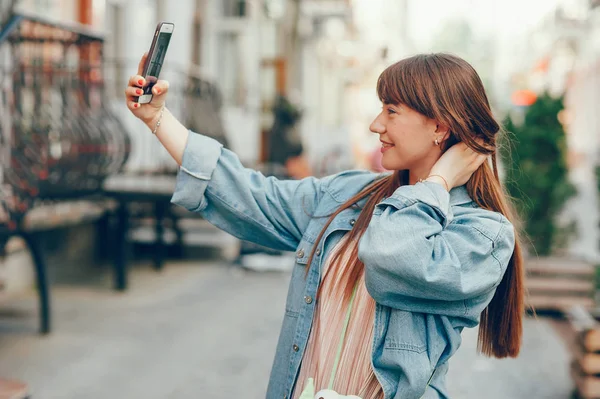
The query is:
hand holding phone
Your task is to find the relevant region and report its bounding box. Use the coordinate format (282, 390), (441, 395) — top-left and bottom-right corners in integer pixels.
(136, 22), (174, 104)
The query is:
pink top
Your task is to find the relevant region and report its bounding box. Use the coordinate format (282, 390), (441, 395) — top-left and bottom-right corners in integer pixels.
(293, 236), (383, 399)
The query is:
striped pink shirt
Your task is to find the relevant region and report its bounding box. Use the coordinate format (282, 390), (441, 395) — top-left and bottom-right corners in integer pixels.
(293, 236), (383, 398)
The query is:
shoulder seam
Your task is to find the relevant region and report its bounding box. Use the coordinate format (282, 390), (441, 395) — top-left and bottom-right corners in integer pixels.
(323, 170), (379, 203)
(490, 220), (508, 286)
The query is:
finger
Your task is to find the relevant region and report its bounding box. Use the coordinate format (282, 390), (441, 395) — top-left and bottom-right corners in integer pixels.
(465, 145), (481, 157)
(127, 101), (142, 111)
(137, 52), (148, 76)
(125, 86), (144, 99)
(458, 143), (472, 153)
(474, 154), (488, 167)
(454, 142), (471, 154)
(467, 152), (484, 165)
(128, 74), (146, 88)
(464, 144), (477, 154)
(151, 80), (170, 96)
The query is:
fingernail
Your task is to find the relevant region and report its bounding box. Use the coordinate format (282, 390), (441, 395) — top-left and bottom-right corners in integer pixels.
(136, 89), (142, 95)
(155, 89), (161, 95)
(134, 103), (139, 108)
(138, 79), (144, 85)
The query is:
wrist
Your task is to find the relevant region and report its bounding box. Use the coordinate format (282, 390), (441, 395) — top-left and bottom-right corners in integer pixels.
(145, 106), (167, 133)
(424, 175), (450, 192)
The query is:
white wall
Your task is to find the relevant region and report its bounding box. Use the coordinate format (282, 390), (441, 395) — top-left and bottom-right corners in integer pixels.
(297, 10), (356, 169)
(563, 8), (600, 262)
(203, 0), (261, 164)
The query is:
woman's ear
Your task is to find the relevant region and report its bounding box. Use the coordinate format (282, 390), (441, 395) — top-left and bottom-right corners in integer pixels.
(434, 124), (450, 142)
(435, 123), (449, 134)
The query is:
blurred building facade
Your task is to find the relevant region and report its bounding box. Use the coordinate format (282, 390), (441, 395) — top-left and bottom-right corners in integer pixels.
(100, 0), (356, 172)
(18, 0), (105, 27)
(13, 0), (357, 171)
(513, 0), (600, 261)
(342, 0), (413, 171)
(564, 0), (600, 261)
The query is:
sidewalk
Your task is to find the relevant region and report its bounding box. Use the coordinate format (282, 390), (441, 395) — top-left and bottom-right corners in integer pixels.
(0, 261), (573, 398)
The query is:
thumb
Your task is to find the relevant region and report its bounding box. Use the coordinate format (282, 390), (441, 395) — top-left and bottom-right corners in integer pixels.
(152, 80), (169, 98)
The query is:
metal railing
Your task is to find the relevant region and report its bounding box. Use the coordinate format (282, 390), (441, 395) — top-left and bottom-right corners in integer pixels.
(0, 58), (230, 228)
(0, 62), (132, 225)
(0, 5), (230, 230)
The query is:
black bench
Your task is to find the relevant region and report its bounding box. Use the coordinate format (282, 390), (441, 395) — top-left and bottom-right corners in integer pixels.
(0, 199), (110, 334)
(102, 174), (241, 290)
(103, 175), (179, 291)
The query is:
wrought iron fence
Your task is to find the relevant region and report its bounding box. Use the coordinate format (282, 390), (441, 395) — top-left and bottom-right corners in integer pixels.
(0, 62), (133, 227)
(0, 11), (131, 229)
(0, 10), (229, 231)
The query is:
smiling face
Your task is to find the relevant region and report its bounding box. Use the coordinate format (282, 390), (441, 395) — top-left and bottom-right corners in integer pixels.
(369, 102), (444, 172)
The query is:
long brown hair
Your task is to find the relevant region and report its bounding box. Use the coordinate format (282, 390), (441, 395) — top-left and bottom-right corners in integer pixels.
(307, 53), (523, 358)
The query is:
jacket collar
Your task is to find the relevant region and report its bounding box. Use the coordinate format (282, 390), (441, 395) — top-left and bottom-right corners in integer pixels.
(450, 185), (473, 206)
(316, 184), (473, 241)
(353, 184), (472, 210)
(326, 173), (473, 208)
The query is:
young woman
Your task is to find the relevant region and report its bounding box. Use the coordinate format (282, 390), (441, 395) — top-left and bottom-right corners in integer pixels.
(125, 53), (523, 399)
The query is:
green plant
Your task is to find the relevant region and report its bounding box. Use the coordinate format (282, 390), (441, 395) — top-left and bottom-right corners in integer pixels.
(501, 92), (577, 256)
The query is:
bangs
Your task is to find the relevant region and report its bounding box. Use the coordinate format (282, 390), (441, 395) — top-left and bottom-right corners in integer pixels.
(377, 63), (407, 105)
(376, 56), (434, 118)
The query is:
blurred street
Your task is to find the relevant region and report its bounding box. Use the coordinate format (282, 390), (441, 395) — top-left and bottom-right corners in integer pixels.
(0, 260), (572, 399)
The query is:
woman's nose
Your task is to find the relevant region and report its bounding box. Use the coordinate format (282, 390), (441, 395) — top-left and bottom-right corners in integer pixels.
(369, 116), (385, 135)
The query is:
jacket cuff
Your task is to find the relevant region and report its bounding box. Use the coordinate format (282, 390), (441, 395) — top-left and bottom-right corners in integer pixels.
(170, 131), (223, 212)
(380, 181), (453, 225)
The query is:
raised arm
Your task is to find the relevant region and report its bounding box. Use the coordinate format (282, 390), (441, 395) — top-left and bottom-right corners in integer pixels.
(125, 54), (327, 251)
(170, 131), (328, 251)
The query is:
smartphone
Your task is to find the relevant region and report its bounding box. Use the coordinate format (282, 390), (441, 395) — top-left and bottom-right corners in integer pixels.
(136, 22), (175, 104)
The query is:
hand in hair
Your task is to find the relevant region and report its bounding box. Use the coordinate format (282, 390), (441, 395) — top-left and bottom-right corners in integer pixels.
(427, 142), (487, 190)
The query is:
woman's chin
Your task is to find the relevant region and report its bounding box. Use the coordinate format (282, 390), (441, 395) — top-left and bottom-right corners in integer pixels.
(381, 160), (403, 171)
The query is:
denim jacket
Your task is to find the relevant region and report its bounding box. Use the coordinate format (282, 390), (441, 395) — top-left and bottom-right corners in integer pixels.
(171, 132), (516, 399)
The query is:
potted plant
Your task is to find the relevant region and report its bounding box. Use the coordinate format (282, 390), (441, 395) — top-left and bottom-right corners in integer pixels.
(502, 93), (577, 256)
(501, 92), (587, 311)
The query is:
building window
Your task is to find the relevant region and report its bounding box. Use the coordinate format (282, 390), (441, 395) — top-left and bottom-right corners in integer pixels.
(222, 0), (246, 18)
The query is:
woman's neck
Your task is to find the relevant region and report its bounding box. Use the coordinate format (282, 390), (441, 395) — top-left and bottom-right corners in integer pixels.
(408, 159), (439, 185)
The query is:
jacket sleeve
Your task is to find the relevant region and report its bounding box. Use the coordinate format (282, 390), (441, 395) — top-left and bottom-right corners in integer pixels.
(171, 131), (327, 252)
(359, 181), (515, 315)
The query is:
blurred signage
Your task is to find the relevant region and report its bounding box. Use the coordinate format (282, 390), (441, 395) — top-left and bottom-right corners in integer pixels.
(511, 90), (537, 107)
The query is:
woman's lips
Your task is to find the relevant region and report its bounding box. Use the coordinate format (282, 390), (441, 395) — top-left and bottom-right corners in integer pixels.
(380, 141), (395, 153)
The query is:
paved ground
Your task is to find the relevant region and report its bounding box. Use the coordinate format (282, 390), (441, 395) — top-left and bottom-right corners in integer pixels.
(0, 259), (574, 399)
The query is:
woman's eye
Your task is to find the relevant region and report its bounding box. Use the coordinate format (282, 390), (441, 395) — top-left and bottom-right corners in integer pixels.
(387, 108), (396, 115)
